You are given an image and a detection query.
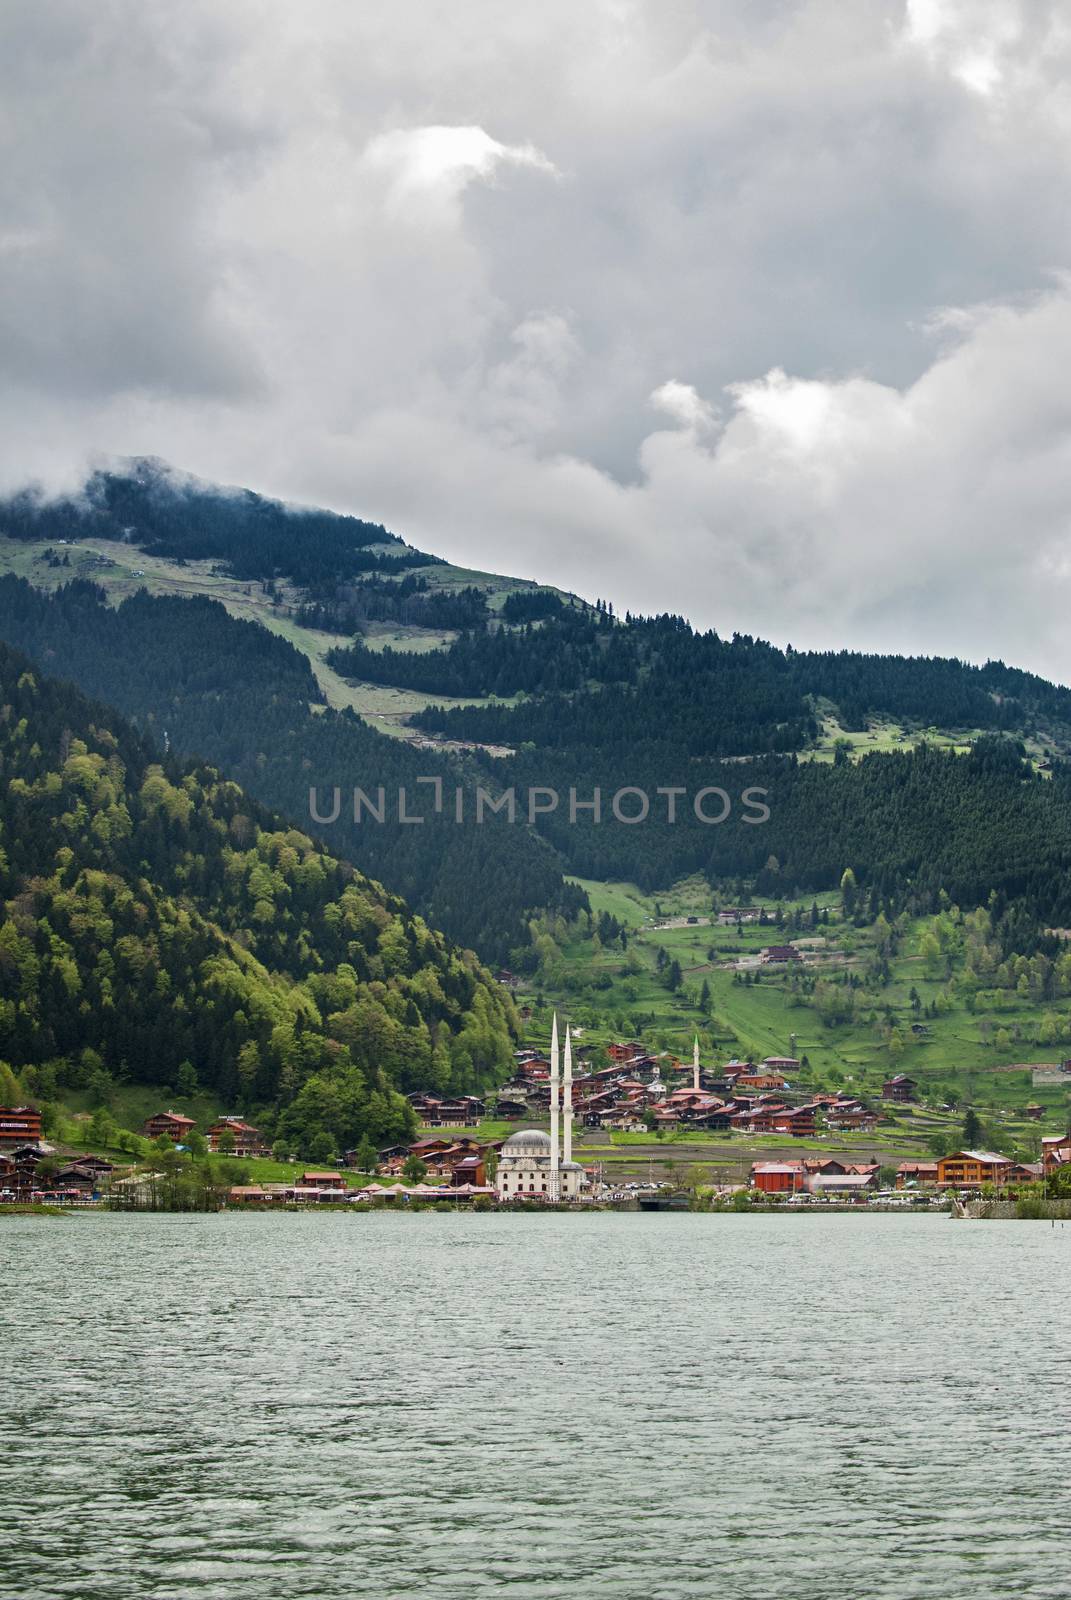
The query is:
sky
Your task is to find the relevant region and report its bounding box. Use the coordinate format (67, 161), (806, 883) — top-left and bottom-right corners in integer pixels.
(5, 0), (1071, 678)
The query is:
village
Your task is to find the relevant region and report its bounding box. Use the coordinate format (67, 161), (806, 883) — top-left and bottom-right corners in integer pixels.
(4, 1030), (1071, 1211)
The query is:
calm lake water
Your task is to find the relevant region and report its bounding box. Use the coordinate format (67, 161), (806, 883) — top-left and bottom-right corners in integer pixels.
(3, 1211), (1069, 1599)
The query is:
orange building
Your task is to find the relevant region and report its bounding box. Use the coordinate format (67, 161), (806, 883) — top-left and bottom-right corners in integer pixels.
(750, 1162), (804, 1194)
(936, 1150), (1011, 1188)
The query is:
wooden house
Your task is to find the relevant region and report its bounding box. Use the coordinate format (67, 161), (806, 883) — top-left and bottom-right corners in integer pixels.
(1042, 1134), (1071, 1174)
(896, 1162), (939, 1188)
(142, 1110), (197, 1144)
(207, 1117), (265, 1156)
(935, 1150), (1011, 1188)
(771, 1105), (817, 1137)
(881, 1074), (918, 1103)
(54, 1165), (99, 1194)
(734, 1071), (788, 1091)
(751, 1161), (804, 1194)
(0, 1106), (43, 1148)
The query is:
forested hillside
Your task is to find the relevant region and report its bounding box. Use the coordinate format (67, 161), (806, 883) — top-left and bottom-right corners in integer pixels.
(0, 578), (583, 959)
(501, 739), (1071, 944)
(403, 610), (1071, 751)
(0, 642), (518, 1153)
(5, 462), (1071, 959)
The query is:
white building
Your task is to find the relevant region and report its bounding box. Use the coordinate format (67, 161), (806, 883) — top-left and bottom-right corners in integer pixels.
(496, 1129), (586, 1201)
(495, 1013), (588, 1203)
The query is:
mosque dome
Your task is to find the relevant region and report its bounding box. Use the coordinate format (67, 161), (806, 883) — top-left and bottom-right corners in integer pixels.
(501, 1129), (553, 1156)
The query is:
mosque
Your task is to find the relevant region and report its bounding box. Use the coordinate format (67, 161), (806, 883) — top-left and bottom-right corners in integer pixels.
(495, 1015), (588, 1202)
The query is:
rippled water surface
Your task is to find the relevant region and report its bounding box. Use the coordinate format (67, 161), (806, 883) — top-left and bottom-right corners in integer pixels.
(3, 1211), (1070, 1599)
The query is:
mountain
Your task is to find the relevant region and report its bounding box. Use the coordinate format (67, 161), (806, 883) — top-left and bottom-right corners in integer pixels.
(3, 460), (1071, 954)
(0, 639), (517, 1155)
(0, 456), (431, 585)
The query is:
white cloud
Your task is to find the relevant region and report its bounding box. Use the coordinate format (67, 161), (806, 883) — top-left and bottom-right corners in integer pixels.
(362, 125), (557, 221)
(5, 1), (1071, 679)
(650, 380), (718, 435)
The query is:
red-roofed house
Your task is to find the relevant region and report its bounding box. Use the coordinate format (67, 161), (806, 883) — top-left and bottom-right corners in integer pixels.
(207, 1118), (266, 1156)
(142, 1110), (196, 1143)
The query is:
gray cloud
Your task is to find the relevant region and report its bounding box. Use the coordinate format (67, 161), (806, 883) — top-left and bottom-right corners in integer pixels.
(4, 1), (1071, 676)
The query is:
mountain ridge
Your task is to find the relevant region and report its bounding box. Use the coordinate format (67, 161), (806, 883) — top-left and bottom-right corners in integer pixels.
(3, 460), (1071, 959)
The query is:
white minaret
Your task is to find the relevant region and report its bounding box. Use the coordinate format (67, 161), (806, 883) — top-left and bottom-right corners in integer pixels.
(563, 1025), (574, 1167)
(549, 1012), (560, 1201)
(693, 1034), (701, 1093)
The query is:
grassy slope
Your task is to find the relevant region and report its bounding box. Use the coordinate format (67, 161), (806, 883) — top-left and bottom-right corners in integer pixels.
(0, 535), (542, 740)
(10, 533), (1065, 764)
(518, 875), (1071, 1172)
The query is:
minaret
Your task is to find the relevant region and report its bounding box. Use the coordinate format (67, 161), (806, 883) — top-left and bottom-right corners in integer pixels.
(563, 1025), (574, 1168)
(693, 1034), (701, 1093)
(549, 1012), (560, 1201)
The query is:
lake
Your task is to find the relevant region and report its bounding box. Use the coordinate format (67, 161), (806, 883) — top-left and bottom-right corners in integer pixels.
(3, 1211), (1068, 1599)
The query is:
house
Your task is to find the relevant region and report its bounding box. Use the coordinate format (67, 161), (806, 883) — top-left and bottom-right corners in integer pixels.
(734, 1071), (788, 1092)
(143, 1110), (197, 1143)
(362, 1143), (409, 1168)
(771, 1105), (817, 1137)
(450, 1154), (488, 1186)
(881, 1074), (918, 1104)
(607, 1042), (646, 1063)
(207, 1118), (265, 1156)
(426, 1096), (485, 1127)
(760, 945), (801, 964)
(71, 1154), (114, 1175)
(751, 1162), (805, 1194)
(299, 1170), (347, 1190)
(596, 1108), (648, 1132)
(763, 1057), (801, 1072)
(935, 1150), (1012, 1188)
(1042, 1135), (1071, 1174)
(824, 1106), (878, 1132)
(896, 1162), (939, 1189)
(53, 1165), (99, 1194)
(695, 1104), (736, 1131)
(718, 907), (761, 924)
(0, 1106), (43, 1148)
(9, 1144), (48, 1198)
(732, 1103), (790, 1134)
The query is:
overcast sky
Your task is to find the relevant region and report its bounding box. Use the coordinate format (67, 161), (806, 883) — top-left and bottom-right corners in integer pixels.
(5, 1), (1071, 678)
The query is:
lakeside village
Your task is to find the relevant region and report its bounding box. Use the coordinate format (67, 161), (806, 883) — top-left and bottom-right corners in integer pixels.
(6, 1019), (1071, 1213)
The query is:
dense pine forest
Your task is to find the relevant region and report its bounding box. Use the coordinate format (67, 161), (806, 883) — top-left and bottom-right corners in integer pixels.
(498, 739), (1071, 946)
(0, 642), (518, 1153)
(0, 577), (583, 959)
(402, 610), (1071, 750)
